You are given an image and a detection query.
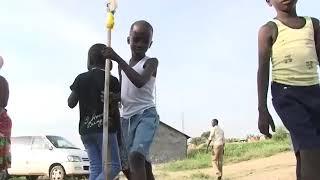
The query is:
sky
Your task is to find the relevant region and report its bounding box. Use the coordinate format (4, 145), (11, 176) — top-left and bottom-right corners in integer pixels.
(0, 0), (319, 148)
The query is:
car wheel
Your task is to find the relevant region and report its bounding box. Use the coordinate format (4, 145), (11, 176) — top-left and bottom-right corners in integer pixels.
(50, 165), (65, 180)
(26, 176), (39, 180)
(78, 175), (89, 180)
(84, 175), (89, 180)
(80, 175), (89, 180)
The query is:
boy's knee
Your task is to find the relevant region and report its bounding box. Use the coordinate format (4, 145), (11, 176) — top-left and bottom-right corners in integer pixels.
(129, 151), (145, 171)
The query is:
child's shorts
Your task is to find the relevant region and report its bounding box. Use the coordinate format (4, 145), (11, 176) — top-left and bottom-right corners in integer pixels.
(121, 107), (159, 161)
(271, 82), (320, 152)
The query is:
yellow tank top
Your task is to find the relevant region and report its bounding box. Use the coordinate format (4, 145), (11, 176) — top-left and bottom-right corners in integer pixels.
(271, 17), (319, 86)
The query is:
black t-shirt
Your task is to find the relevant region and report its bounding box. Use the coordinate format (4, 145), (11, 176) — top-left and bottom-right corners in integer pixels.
(70, 69), (120, 135)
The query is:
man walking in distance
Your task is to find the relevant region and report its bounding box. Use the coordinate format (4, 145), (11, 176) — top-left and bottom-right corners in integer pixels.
(206, 119), (225, 180)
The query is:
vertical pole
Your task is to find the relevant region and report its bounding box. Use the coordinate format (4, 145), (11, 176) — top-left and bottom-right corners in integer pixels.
(181, 112), (185, 133)
(103, 13), (112, 180)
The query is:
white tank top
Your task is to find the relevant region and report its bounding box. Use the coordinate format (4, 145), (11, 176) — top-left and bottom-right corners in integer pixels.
(121, 56), (156, 118)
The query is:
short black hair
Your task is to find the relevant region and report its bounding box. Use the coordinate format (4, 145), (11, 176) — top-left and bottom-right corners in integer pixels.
(88, 43), (106, 67)
(212, 119), (219, 124)
(130, 20), (153, 34)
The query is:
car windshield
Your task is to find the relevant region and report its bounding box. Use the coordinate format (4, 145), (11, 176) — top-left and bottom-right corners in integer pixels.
(46, 136), (80, 149)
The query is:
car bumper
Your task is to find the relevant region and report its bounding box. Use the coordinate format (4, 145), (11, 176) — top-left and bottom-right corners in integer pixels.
(62, 161), (90, 175)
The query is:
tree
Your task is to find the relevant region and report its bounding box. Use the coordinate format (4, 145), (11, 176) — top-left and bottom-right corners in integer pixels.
(273, 126), (289, 141)
(189, 137), (206, 146)
(201, 131), (210, 139)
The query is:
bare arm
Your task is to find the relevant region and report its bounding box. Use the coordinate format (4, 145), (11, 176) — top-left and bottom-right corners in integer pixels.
(257, 24), (273, 111)
(118, 64), (122, 90)
(257, 23), (276, 137)
(0, 76), (9, 108)
(102, 47), (158, 88)
(117, 57), (158, 88)
(206, 130), (214, 153)
(206, 140), (212, 153)
(311, 17), (320, 64)
(68, 91), (79, 108)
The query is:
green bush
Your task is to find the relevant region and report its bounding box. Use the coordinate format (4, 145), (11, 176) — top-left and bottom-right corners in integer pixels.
(273, 126), (289, 141)
(201, 131), (210, 139)
(187, 148), (206, 158)
(189, 137), (206, 146)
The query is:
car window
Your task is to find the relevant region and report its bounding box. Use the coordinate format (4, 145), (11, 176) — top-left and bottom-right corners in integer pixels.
(31, 137), (48, 149)
(11, 136), (32, 148)
(46, 136), (79, 149)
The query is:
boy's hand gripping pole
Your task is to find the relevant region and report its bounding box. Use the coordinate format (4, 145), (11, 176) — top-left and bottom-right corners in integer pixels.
(103, 0), (117, 179)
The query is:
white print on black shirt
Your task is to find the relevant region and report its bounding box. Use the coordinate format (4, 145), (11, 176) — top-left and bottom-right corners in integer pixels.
(84, 113), (103, 129)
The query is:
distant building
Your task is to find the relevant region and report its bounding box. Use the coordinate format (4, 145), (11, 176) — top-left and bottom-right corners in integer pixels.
(149, 121), (190, 163)
(260, 135), (267, 141)
(247, 136), (260, 142)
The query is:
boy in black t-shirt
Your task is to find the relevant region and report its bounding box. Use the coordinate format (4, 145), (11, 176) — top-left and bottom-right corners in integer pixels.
(68, 43), (121, 180)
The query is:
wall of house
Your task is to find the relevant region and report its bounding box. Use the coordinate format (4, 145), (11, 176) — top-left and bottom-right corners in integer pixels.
(149, 123), (187, 163)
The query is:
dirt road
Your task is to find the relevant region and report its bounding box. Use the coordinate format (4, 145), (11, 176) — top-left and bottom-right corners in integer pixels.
(154, 152), (296, 180)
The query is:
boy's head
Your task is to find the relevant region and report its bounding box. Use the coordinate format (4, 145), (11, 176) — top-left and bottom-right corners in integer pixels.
(266, 0), (297, 12)
(0, 76), (9, 108)
(211, 119), (218, 127)
(127, 20), (153, 56)
(87, 43), (112, 70)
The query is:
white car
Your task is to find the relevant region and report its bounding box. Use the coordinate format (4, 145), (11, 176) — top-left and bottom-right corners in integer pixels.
(8, 135), (89, 180)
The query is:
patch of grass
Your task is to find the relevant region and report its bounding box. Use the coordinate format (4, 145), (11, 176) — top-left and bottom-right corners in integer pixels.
(161, 138), (291, 172)
(189, 172), (211, 179)
(224, 138), (290, 163)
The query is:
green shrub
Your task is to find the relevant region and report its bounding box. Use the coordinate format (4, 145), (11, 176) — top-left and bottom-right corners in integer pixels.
(273, 126), (289, 141)
(189, 137), (206, 146)
(201, 131), (210, 139)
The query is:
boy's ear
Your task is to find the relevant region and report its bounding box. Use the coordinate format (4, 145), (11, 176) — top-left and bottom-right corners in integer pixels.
(127, 36), (130, 44)
(266, 0), (272, 6)
(149, 41), (153, 48)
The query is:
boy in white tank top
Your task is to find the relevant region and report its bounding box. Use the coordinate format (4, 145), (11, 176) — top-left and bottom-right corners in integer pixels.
(102, 20), (159, 180)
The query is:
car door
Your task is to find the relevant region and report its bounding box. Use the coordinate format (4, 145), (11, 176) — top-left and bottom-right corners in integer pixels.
(27, 136), (52, 175)
(9, 136), (32, 175)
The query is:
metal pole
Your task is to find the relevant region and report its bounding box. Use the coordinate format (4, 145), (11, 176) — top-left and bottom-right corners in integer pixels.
(181, 112), (185, 133)
(103, 30), (112, 180)
(103, 2), (117, 179)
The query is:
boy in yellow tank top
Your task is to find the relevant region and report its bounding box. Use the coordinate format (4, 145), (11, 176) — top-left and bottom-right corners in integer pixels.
(257, 0), (320, 179)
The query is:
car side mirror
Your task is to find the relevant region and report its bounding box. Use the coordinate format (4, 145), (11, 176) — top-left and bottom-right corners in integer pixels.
(45, 144), (53, 150)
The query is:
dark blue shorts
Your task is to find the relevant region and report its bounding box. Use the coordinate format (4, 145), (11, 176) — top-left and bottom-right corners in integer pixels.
(271, 82), (320, 152)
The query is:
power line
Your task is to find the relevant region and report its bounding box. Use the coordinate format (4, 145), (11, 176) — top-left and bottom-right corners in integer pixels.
(181, 112), (185, 133)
